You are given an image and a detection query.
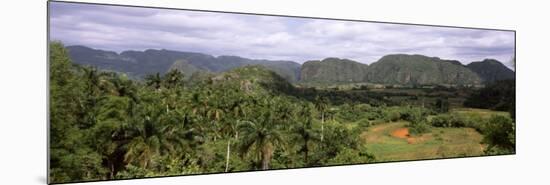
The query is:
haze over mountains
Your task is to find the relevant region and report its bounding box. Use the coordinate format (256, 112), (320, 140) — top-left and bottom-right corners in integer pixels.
(65, 45), (514, 86)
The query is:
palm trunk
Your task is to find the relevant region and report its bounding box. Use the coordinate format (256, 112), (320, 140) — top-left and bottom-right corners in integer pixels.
(261, 144), (273, 170)
(261, 152), (270, 170)
(321, 112), (324, 143)
(110, 162), (115, 179)
(225, 139), (231, 172)
(304, 139), (309, 164)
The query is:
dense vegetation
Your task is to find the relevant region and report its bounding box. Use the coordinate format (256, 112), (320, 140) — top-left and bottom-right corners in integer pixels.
(50, 42), (516, 184)
(463, 80), (515, 116)
(50, 42), (373, 183)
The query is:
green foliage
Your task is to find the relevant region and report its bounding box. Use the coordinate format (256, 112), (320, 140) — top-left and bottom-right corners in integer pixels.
(50, 42), (515, 183)
(434, 98), (450, 113)
(326, 147), (376, 165)
(399, 106), (429, 123)
(464, 80), (515, 111)
(310, 122), (362, 165)
(482, 115), (515, 154)
(383, 109), (401, 122)
(431, 114), (469, 128)
(408, 120), (431, 135)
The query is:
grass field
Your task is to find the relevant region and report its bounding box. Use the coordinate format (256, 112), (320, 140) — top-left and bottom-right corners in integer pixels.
(451, 108), (510, 118)
(360, 121), (485, 162)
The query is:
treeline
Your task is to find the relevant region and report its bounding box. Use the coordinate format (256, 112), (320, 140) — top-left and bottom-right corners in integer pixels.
(430, 113), (515, 154)
(49, 42), (374, 183)
(464, 80), (515, 119)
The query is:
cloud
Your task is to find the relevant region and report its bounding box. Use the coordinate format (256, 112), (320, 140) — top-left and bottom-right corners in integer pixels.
(49, 2), (515, 69)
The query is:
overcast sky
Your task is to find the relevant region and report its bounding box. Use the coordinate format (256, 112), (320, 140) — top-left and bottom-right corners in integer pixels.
(49, 2), (515, 69)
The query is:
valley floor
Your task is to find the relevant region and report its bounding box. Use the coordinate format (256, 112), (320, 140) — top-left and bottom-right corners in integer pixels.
(360, 121), (485, 162)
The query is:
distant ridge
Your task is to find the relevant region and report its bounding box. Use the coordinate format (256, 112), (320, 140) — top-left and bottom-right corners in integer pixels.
(66, 45), (301, 82)
(366, 54), (482, 85)
(66, 45), (514, 86)
(301, 54), (513, 85)
(466, 59), (515, 83)
(300, 57), (368, 83)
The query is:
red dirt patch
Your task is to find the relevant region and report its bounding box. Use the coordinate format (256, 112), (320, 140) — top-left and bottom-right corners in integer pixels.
(391, 128), (419, 144)
(391, 128), (409, 138)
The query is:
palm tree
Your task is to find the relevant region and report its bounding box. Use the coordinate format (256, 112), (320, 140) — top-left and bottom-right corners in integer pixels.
(314, 96), (328, 142)
(274, 98), (294, 130)
(237, 110), (284, 170)
(292, 104), (318, 164)
(81, 67), (101, 95)
(111, 76), (137, 99)
(163, 69), (185, 89)
(77, 67), (105, 129)
(123, 105), (190, 169)
(222, 91), (247, 172)
(145, 73), (162, 90)
(206, 96), (224, 142)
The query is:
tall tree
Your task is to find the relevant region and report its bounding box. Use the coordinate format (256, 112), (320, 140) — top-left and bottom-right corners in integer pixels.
(314, 96), (328, 142)
(237, 102), (284, 170)
(145, 73), (162, 90)
(163, 69), (185, 89)
(292, 104), (318, 165)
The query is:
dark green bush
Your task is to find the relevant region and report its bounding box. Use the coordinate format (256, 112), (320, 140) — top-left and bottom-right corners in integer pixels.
(482, 115), (515, 154)
(409, 119), (431, 135)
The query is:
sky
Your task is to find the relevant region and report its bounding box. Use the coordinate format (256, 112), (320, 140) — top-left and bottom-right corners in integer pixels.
(49, 2), (515, 69)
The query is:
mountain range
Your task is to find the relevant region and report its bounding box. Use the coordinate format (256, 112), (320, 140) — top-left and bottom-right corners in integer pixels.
(65, 45), (514, 86)
(66, 45), (301, 82)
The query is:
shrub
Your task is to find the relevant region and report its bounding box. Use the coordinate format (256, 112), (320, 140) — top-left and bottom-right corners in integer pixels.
(482, 115), (515, 154)
(430, 114), (470, 128)
(326, 147), (376, 165)
(357, 118), (372, 128)
(409, 120), (431, 135)
(383, 109), (400, 122)
(430, 114), (450, 127)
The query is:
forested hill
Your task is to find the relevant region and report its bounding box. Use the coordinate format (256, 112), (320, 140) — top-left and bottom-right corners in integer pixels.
(366, 54), (482, 85)
(301, 54), (514, 86)
(66, 45), (301, 82)
(466, 59), (515, 83)
(300, 58), (369, 83)
(67, 45), (514, 86)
